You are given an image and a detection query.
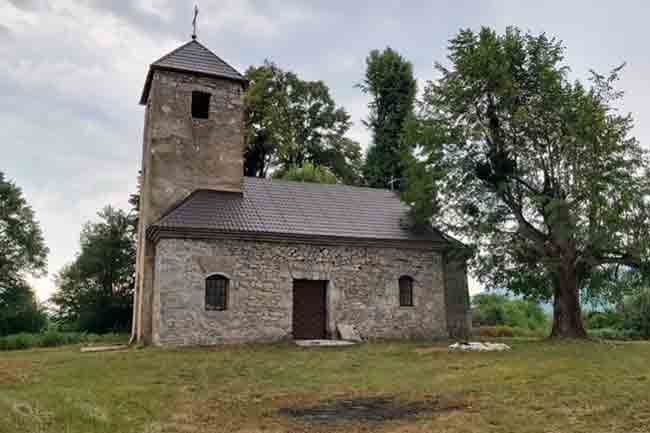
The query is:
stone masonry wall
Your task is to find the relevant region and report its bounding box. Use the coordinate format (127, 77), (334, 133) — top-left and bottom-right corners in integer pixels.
(444, 257), (472, 339)
(153, 238), (449, 345)
(143, 70), (245, 224)
(135, 69), (245, 343)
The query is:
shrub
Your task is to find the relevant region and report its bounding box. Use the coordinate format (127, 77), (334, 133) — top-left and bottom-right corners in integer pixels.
(478, 326), (515, 338)
(472, 293), (549, 330)
(584, 310), (623, 330)
(476, 325), (547, 338)
(623, 288), (650, 338)
(0, 333), (38, 350)
(588, 327), (642, 340)
(0, 331), (128, 351)
(40, 331), (75, 348)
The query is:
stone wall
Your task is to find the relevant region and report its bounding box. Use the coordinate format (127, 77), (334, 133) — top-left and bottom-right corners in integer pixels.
(134, 69), (245, 343)
(444, 256), (472, 339)
(142, 70), (245, 224)
(152, 238), (449, 345)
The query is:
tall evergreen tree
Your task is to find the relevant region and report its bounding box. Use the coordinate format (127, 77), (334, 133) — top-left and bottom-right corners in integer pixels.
(360, 47), (417, 189)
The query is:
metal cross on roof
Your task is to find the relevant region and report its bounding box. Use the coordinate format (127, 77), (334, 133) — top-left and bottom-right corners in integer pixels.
(192, 5), (199, 40)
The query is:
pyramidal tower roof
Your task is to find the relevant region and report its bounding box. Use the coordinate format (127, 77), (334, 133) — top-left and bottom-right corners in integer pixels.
(140, 39), (247, 104)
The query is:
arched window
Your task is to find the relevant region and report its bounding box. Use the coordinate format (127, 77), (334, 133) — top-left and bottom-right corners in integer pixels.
(205, 275), (229, 311)
(399, 275), (414, 307)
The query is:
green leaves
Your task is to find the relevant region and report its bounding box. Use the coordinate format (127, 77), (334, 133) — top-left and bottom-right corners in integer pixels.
(360, 47), (417, 189)
(404, 26), (650, 310)
(0, 171), (49, 335)
(0, 280), (46, 336)
(273, 162), (339, 185)
(50, 206), (135, 332)
(0, 171), (48, 286)
(243, 61), (362, 184)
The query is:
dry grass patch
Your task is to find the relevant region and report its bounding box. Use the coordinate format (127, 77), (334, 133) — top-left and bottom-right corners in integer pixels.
(0, 360), (33, 385)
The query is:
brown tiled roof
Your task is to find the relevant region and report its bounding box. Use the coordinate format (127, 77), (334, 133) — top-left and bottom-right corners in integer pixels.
(149, 177), (449, 248)
(140, 40), (247, 104)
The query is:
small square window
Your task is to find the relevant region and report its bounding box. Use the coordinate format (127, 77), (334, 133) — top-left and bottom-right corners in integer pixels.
(192, 91), (210, 119)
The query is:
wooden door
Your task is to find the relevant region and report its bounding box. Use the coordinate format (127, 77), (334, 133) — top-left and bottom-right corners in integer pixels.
(292, 280), (327, 339)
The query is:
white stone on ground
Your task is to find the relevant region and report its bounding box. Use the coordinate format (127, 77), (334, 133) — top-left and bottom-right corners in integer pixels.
(80, 345), (129, 353)
(294, 339), (358, 347)
(448, 342), (511, 352)
(337, 323), (363, 342)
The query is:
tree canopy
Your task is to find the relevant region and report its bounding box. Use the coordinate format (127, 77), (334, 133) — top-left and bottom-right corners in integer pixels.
(51, 206), (135, 333)
(243, 61), (362, 184)
(0, 171), (48, 335)
(273, 162), (339, 184)
(403, 27), (650, 337)
(0, 171), (48, 289)
(360, 47), (417, 189)
(0, 280), (47, 336)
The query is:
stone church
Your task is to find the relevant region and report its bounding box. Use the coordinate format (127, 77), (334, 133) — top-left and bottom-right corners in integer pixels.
(131, 38), (471, 345)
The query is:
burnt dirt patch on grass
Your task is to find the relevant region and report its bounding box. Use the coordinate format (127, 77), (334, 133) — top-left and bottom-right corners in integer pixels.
(278, 395), (467, 425)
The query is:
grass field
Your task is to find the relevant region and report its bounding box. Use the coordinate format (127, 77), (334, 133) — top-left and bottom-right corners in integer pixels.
(1, 339), (649, 433)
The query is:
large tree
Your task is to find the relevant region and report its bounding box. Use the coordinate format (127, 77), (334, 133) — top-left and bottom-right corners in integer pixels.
(243, 61), (362, 184)
(51, 206), (135, 332)
(360, 47), (417, 189)
(0, 171), (48, 335)
(403, 27), (650, 338)
(0, 171), (48, 288)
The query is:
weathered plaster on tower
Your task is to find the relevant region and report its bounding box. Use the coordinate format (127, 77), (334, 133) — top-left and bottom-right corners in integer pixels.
(134, 70), (246, 343)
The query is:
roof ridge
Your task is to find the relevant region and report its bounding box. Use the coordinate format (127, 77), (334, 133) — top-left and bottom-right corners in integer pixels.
(192, 39), (245, 79)
(244, 176), (399, 195)
(151, 40), (195, 67)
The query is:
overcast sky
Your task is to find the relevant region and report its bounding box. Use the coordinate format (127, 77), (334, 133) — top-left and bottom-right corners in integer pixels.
(2, 0), (649, 301)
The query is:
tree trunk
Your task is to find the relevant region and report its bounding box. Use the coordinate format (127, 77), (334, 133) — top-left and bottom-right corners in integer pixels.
(550, 266), (588, 338)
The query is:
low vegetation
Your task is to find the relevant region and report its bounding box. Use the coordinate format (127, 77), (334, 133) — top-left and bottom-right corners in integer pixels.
(472, 291), (650, 341)
(580, 288), (650, 340)
(472, 293), (549, 331)
(1, 341), (650, 433)
(471, 293), (551, 338)
(0, 331), (127, 351)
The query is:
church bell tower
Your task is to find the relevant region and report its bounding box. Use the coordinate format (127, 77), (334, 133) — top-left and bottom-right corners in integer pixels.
(132, 38), (247, 342)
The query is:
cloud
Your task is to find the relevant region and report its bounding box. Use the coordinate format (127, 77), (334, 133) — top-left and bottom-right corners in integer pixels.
(0, 24), (11, 41)
(7, 0), (49, 11)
